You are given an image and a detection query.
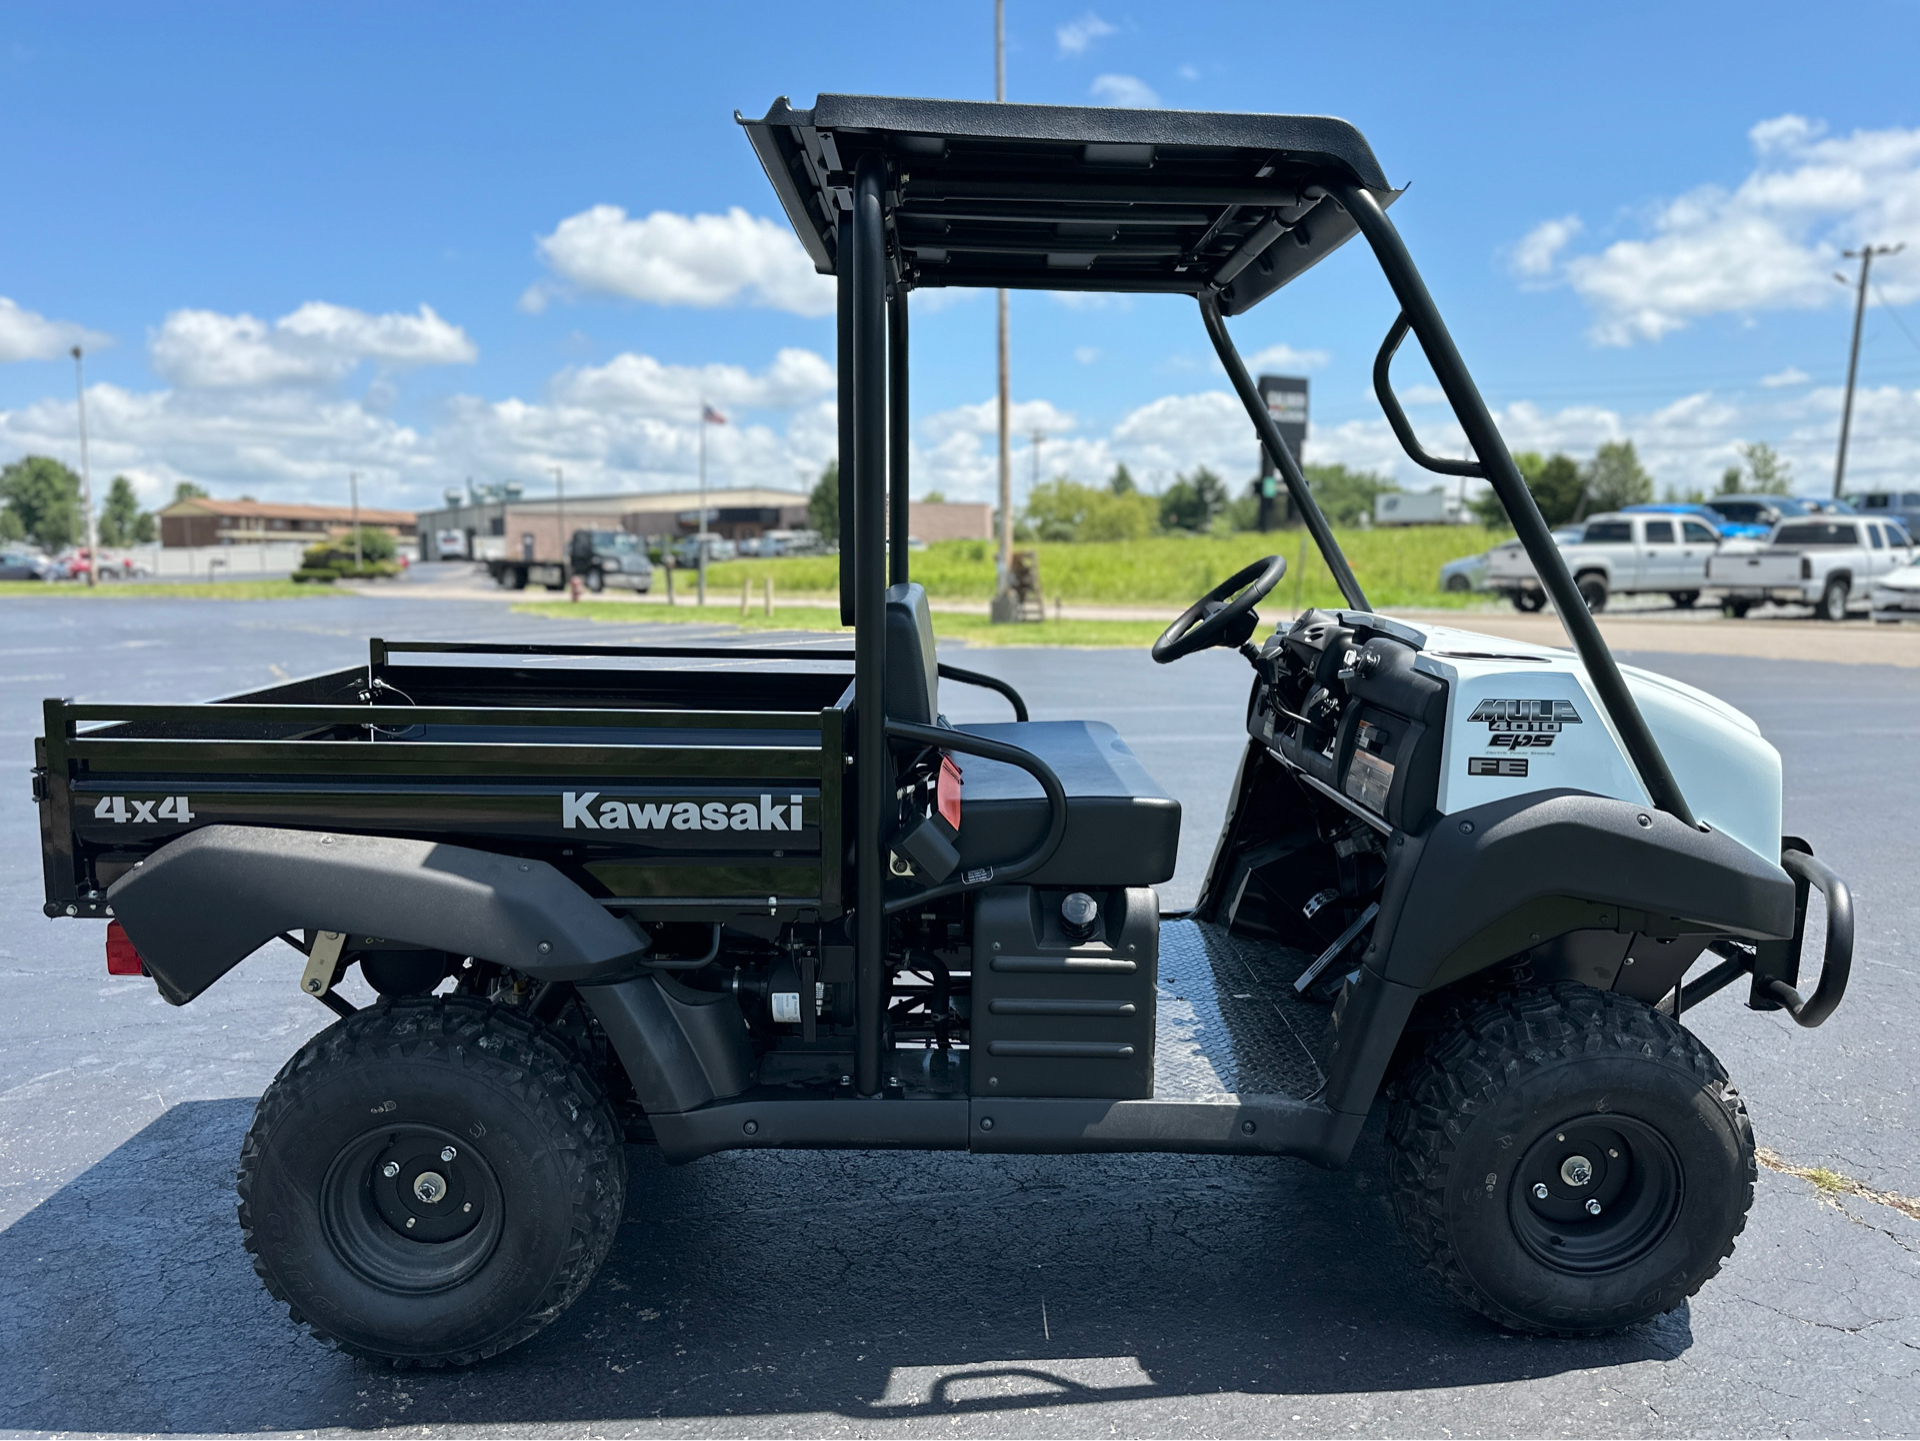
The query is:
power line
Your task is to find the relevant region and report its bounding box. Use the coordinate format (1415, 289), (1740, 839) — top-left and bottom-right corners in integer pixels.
(1833, 242), (1906, 497)
(1870, 280), (1920, 359)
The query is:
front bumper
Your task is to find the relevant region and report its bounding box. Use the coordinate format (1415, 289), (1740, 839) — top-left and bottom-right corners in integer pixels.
(1869, 588), (1920, 622)
(1674, 843), (1852, 1027)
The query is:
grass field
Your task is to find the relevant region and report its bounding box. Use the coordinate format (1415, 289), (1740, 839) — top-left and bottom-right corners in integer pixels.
(700, 526), (1500, 610)
(0, 579), (330, 600)
(512, 599), (1171, 647)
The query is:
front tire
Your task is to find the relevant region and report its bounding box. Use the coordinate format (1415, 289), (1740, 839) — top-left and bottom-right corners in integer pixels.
(1668, 590), (1699, 609)
(1387, 985), (1754, 1335)
(1510, 590), (1546, 613)
(238, 997), (626, 1366)
(1576, 572), (1609, 612)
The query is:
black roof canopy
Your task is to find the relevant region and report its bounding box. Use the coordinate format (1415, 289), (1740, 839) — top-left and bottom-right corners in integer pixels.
(739, 94), (1398, 315)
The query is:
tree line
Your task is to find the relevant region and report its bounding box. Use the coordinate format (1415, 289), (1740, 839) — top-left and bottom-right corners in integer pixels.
(0, 455), (176, 550)
(806, 459), (1397, 545)
(801, 438), (1798, 547)
(1468, 440), (1794, 529)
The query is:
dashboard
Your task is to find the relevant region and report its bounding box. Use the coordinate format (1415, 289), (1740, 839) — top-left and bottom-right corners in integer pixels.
(1248, 609), (1450, 835)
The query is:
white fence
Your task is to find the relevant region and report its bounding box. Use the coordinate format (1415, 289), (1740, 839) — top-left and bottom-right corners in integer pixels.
(116, 543), (313, 579)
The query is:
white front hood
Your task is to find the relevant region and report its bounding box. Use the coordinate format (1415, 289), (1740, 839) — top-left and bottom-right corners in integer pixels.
(1343, 614), (1784, 867)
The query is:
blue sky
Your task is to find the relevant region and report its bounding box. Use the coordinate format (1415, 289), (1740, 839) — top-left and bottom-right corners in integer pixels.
(3, 0), (1919, 514)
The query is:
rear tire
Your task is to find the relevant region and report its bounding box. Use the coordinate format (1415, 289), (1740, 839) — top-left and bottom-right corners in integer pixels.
(1387, 985), (1754, 1335)
(1668, 590), (1699, 609)
(1815, 575), (1850, 621)
(238, 997), (626, 1366)
(1721, 598), (1751, 619)
(1576, 573), (1608, 612)
(1510, 590), (1546, 613)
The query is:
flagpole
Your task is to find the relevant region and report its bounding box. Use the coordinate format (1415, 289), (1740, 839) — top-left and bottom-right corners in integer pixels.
(697, 399), (708, 606)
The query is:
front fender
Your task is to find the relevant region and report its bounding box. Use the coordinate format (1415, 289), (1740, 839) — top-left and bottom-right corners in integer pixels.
(108, 825), (645, 1004)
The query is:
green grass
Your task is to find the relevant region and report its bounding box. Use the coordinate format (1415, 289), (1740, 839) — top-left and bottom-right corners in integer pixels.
(0, 579), (334, 600)
(700, 527), (1503, 611)
(513, 600), (1171, 648)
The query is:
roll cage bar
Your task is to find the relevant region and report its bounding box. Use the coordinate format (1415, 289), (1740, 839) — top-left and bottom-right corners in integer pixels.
(739, 94), (1697, 1095)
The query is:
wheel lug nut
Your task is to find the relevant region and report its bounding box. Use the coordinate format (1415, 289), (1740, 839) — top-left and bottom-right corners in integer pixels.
(1532, 1182), (1550, 1200)
(405, 1216), (416, 1228)
(382, 1162), (400, 1178)
(440, 1146), (457, 1162)
(462, 1202), (472, 1213)
(1586, 1199), (1603, 1216)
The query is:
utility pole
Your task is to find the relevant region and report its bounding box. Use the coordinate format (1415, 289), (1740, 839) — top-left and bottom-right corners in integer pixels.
(71, 347), (97, 588)
(551, 464), (566, 566)
(993, 0), (1014, 621)
(349, 471), (362, 569)
(1833, 242), (1905, 498)
(1030, 428), (1045, 496)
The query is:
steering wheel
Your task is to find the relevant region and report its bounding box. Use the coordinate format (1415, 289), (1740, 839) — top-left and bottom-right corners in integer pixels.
(1151, 554), (1288, 664)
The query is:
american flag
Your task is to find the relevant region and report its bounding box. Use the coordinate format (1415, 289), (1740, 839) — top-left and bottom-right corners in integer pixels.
(701, 403), (727, 425)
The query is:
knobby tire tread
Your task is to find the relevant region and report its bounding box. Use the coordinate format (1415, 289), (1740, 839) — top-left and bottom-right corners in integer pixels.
(237, 995), (625, 1367)
(1386, 983), (1756, 1335)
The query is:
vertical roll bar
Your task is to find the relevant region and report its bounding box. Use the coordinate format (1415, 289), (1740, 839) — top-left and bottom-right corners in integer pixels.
(889, 287), (910, 587)
(1200, 297), (1369, 612)
(852, 156), (890, 1096)
(1325, 181), (1696, 828)
(836, 213), (857, 627)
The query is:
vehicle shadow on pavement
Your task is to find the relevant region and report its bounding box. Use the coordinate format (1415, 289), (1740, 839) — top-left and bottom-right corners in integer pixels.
(0, 1099), (1692, 1433)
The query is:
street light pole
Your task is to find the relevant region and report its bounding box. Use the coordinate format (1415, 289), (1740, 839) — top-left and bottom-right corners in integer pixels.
(551, 464), (566, 568)
(71, 347), (97, 588)
(1833, 242), (1905, 498)
(350, 471), (361, 568)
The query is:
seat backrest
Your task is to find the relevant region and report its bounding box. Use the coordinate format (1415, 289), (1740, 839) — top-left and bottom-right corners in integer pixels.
(884, 581), (939, 724)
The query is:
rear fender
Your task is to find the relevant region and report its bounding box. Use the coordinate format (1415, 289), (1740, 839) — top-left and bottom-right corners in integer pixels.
(107, 824), (646, 1005)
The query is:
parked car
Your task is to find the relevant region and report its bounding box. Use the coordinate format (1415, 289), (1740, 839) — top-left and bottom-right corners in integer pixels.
(1849, 488), (1920, 539)
(672, 533), (738, 567)
(1486, 510), (1721, 611)
(1705, 515), (1916, 619)
(0, 548), (59, 582)
(1869, 558), (1920, 623)
(1703, 494), (1822, 535)
(1623, 502), (1749, 539)
(1438, 550), (1489, 593)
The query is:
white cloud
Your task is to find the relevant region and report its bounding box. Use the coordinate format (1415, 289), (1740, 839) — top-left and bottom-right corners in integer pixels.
(1761, 366), (1810, 388)
(550, 347), (835, 417)
(1510, 215), (1583, 279)
(1517, 114), (1920, 344)
(1244, 342), (1330, 373)
(1090, 74), (1160, 108)
(1176, 64), (1200, 82)
(532, 205), (833, 317)
(0, 297), (109, 362)
(150, 303), (476, 388)
(1056, 11), (1116, 54)
(922, 397), (1077, 443)
(1074, 346), (1102, 365)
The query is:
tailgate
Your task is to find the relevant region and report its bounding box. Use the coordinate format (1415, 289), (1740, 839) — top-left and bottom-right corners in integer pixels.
(1708, 551), (1800, 586)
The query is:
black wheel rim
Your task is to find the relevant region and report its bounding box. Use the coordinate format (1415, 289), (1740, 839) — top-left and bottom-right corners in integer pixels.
(319, 1124), (504, 1294)
(1509, 1113), (1682, 1275)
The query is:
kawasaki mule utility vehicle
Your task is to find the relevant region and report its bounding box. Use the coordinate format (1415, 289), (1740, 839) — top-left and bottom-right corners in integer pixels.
(37, 95), (1852, 1365)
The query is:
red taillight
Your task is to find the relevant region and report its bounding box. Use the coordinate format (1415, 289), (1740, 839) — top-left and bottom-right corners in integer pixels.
(106, 921), (145, 977)
(937, 755), (963, 832)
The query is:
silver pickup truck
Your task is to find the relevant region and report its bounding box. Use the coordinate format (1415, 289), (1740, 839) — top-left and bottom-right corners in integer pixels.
(1485, 511), (1721, 612)
(1705, 515), (1916, 619)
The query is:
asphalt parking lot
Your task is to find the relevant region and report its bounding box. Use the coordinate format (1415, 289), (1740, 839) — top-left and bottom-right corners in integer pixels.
(2, 594), (1916, 1438)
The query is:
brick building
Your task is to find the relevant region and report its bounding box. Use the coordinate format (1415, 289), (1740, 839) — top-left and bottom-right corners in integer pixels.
(158, 497), (418, 548)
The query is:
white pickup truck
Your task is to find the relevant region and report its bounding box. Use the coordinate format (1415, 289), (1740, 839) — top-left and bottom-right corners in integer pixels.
(1484, 511), (1721, 612)
(1704, 515), (1916, 619)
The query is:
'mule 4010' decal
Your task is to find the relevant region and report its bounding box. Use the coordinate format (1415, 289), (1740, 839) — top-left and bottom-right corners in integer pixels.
(1468, 698), (1582, 750)
(93, 795), (196, 824)
(563, 791), (805, 832)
